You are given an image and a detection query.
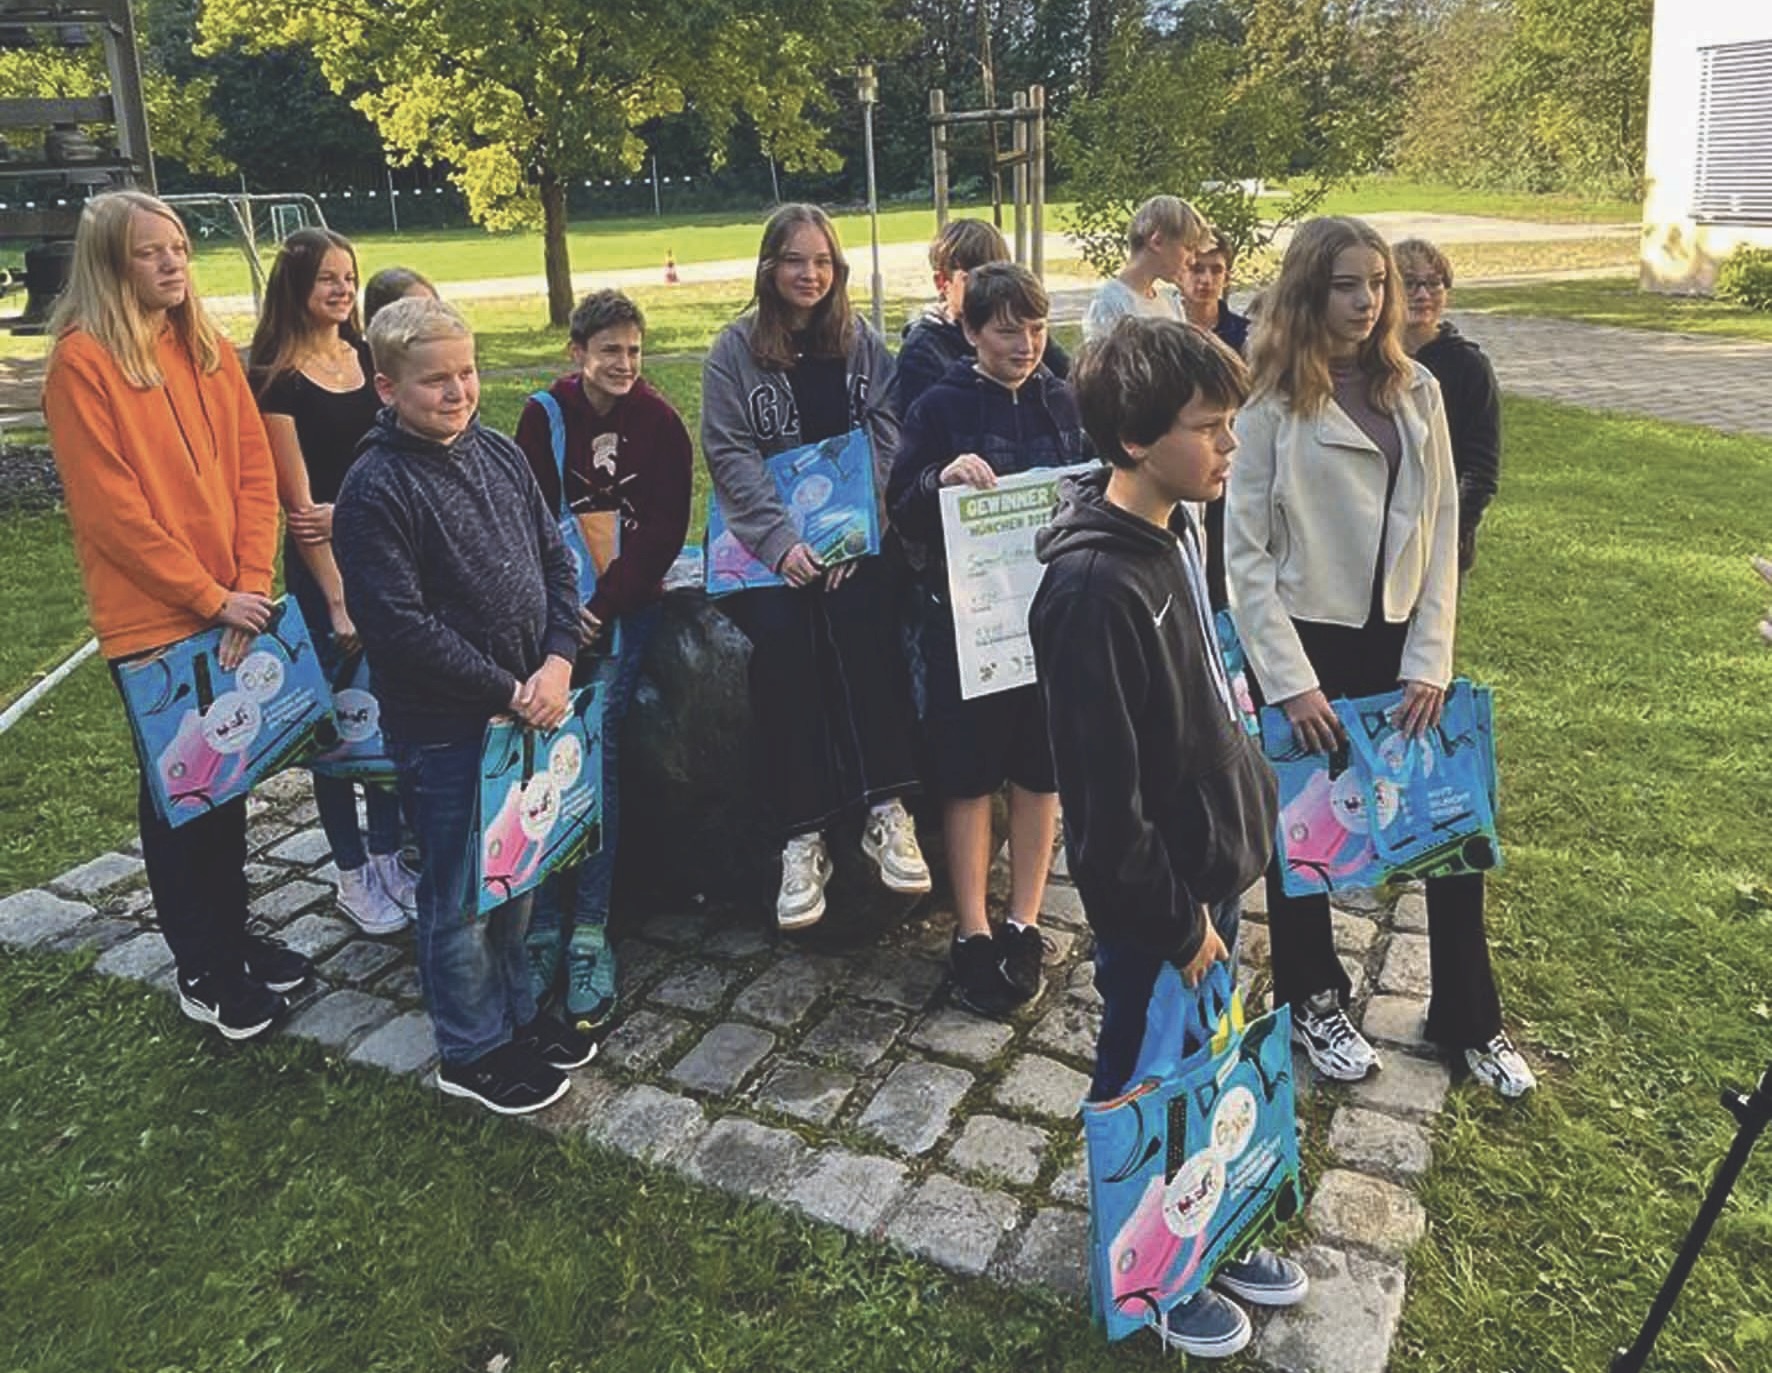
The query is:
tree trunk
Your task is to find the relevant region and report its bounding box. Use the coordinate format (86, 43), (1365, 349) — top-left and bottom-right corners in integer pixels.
(540, 172), (573, 327)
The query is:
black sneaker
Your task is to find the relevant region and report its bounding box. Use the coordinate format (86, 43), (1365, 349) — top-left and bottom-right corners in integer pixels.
(950, 933), (1017, 1018)
(240, 932), (314, 993)
(177, 968), (285, 1041)
(437, 1042), (570, 1115)
(514, 1013), (599, 1070)
(997, 922), (1046, 1004)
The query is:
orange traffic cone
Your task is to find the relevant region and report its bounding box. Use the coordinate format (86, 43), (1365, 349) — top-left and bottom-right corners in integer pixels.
(664, 251), (679, 285)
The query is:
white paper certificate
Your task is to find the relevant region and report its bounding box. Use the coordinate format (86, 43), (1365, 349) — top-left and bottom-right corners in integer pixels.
(940, 463), (1096, 700)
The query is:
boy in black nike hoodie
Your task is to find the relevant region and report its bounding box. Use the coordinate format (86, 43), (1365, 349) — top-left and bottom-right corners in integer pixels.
(1028, 315), (1301, 1358)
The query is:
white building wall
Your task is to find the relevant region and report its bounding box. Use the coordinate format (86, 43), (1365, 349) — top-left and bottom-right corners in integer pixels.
(1642, 0), (1772, 294)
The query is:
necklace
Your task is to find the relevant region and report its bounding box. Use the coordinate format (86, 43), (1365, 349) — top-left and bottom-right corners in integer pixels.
(301, 339), (361, 388)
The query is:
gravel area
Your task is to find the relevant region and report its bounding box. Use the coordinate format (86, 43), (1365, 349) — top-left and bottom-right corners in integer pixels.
(0, 445), (62, 513)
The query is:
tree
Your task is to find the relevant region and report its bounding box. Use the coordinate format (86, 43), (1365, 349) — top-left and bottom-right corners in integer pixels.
(201, 0), (899, 324)
(1057, 2), (1399, 276)
(1397, 0), (1651, 198)
(141, 0), (386, 194)
(0, 2), (230, 175)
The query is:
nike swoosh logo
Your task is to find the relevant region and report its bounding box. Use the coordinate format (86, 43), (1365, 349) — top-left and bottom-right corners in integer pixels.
(1154, 595), (1173, 627)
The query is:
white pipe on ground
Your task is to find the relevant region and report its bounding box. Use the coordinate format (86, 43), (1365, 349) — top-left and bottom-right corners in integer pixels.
(0, 636), (99, 737)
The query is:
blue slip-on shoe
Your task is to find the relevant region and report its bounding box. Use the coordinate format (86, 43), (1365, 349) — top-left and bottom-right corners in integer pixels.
(524, 903), (566, 1006)
(1213, 1248), (1310, 1307)
(1150, 1290), (1252, 1359)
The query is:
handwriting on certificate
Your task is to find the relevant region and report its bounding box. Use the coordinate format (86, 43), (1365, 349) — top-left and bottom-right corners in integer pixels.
(940, 463), (1096, 700)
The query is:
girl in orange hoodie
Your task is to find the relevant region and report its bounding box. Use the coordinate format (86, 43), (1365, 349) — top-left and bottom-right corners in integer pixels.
(43, 190), (310, 1041)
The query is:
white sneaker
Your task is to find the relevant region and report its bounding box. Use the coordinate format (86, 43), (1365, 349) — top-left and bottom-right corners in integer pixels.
(1466, 1031), (1537, 1098)
(1293, 989), (1381, 1081)
(777, 833), (834, 930)
(337, 862), (406, 936)
(372, 852), (419, 920)
(861, 798), (932, 893)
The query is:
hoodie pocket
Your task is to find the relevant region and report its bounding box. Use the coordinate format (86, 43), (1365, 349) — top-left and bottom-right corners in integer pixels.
(1175, 728), (1280, 905)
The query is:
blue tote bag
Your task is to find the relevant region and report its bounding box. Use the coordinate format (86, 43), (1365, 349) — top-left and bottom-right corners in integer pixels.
(1336, 680), (1501, 883)
(116, 597), (336, 827)
(530, 389), (621, 658)
(474, 683), (605, 918)
(1082, 963), (1303, 1343)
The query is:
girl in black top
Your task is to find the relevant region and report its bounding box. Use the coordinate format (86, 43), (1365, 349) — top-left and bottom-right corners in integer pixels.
(251, 228), (412, 937)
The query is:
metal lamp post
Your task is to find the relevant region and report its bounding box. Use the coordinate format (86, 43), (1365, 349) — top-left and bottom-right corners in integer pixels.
(857, 62), (884, 337)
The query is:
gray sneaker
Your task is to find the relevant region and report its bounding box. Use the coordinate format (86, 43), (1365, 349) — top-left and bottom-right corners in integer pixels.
(861, 798), (932, 893)
(777, 833), (834, 929)
(1150, 1290), (1252, 1359)
(1465, 1031), (1537, 1098)
(1293, 988), (1381, 1081)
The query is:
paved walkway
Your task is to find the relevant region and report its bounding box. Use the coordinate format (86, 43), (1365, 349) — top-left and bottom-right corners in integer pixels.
(1049, 291), (1772, 441)
(1449, 312), (1772, 438)
(2, 768), (1455, 1372)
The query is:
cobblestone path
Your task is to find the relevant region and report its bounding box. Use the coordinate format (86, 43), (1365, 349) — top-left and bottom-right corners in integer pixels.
(0, 769), (1472, 1372)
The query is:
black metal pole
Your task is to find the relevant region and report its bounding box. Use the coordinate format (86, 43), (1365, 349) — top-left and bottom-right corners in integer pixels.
(1612, 1067), (1771, 1373)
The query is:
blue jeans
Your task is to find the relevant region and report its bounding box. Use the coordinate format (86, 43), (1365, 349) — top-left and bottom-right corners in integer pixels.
(1088, 897), (1242, 1103)
(530, 603), (662, 941)
(389, 735), (536, 1065)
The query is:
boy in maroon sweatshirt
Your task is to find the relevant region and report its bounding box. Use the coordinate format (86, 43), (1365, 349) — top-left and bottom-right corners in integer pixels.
(514, 289), (693, 1032)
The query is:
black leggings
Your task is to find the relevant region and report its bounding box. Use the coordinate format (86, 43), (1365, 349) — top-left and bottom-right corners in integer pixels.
(719, 556), (921, 840)
(1259, 615), (1502, 1050)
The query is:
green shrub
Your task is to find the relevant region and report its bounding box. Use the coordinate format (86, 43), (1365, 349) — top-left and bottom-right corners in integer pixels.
(1714, 246), (1772, 311)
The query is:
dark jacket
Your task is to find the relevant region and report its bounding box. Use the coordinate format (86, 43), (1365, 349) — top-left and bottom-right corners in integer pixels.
(893, 307), (1071, 416)
(513, 374), (694, 624)
(886, 358), (1090, 573)
(1210, 306), (1250, 356)
(1415, 321), (1501, 565)
(335, 411), (580, 744)
(1029, 469), (1277, 964)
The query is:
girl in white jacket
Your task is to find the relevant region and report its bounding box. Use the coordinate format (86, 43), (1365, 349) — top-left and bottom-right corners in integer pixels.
(1225, 216), (1534, 1098)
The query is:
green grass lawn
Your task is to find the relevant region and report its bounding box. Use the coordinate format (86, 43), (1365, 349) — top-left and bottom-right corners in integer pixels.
(5, 394), (1771, 1371)
(0, 952), (1148, 1373)
(186, 204), (990, 300)
(1457, 275), (1772, 343)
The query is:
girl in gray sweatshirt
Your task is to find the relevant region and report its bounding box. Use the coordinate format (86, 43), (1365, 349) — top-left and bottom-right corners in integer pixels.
(700, 204), (929, 932)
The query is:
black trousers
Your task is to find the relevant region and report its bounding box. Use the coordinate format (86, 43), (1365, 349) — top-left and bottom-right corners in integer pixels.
(719, 556), (920, 840)
(1259, 614), (1502, 1050)
(136, 775), (251, 982)
(112, 668), (252, 982)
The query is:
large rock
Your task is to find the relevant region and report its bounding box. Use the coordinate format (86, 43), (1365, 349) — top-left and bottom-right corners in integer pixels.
(619, 587), (774, 904)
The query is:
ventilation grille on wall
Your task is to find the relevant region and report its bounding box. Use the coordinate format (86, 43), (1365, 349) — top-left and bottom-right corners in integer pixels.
(1694, 38), (1772, 225)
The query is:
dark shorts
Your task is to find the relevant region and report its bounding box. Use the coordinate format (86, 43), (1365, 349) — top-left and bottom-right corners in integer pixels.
(916, 587), (1057, 799)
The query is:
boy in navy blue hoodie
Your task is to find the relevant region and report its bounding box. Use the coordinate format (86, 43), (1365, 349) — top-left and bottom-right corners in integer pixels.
(1029, 316), (1301, 1358)
(886, 262), (1090, 1016)
(894, 219), (1070, 415)
(335, 297), (597, 1117)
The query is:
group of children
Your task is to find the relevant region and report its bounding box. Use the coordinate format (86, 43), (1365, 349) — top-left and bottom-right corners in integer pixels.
(45, 185), (1525, 1358)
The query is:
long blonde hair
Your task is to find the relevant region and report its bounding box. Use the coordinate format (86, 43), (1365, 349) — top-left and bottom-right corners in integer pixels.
(48, 190), (223, 389)
(1247, 216), (1410, 415)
